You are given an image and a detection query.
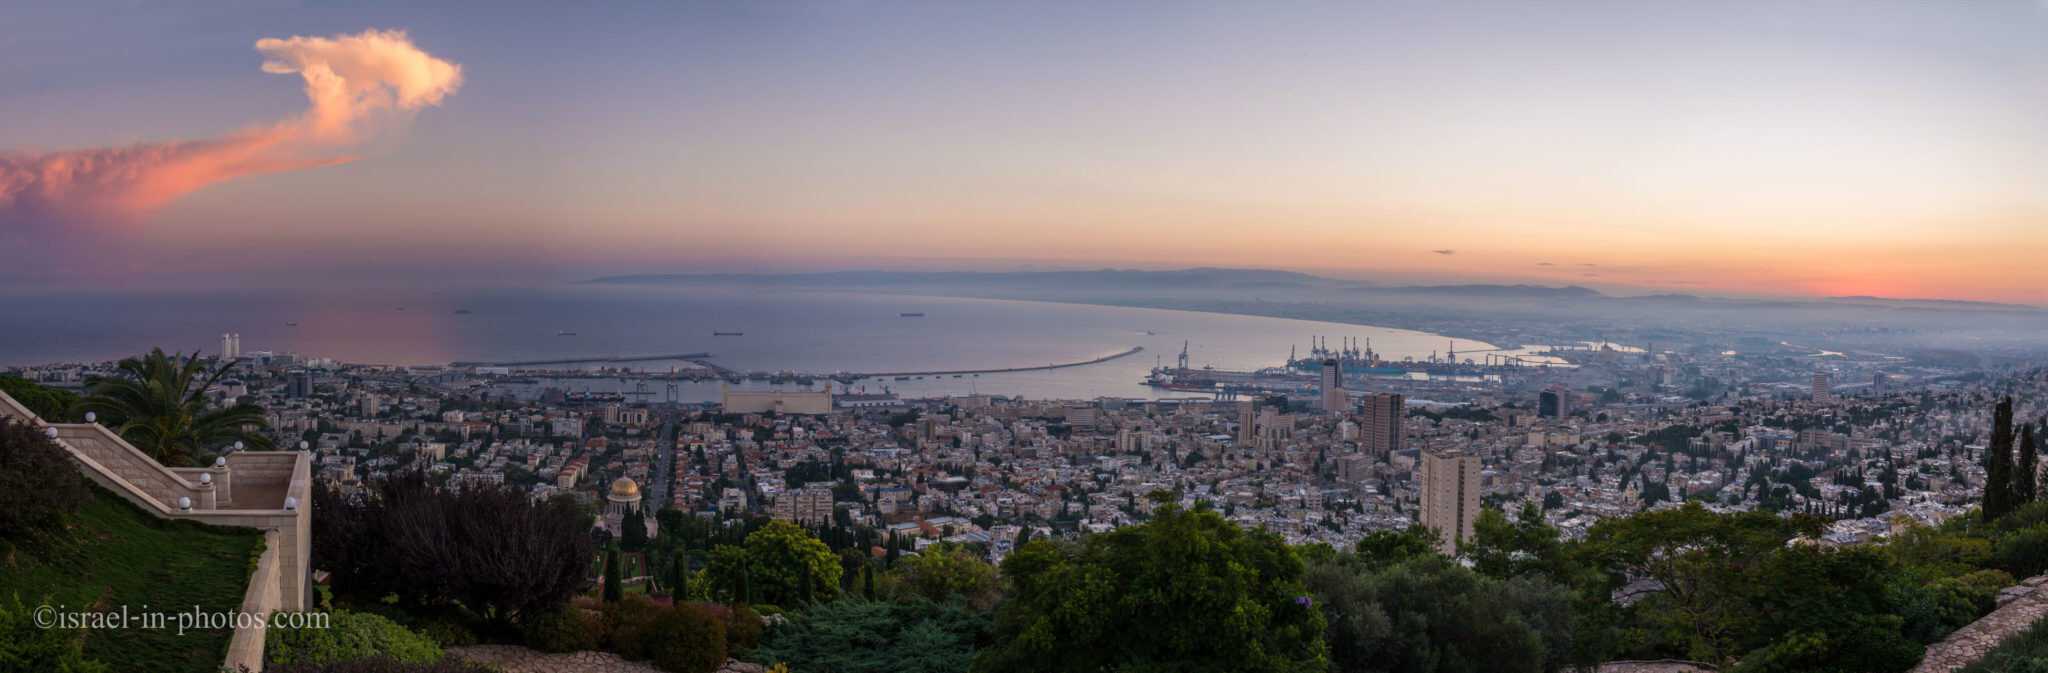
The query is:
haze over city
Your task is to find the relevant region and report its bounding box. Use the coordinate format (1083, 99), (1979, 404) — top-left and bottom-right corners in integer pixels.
(4, 1), (2046, 301)
(23, 5), (2048, 673)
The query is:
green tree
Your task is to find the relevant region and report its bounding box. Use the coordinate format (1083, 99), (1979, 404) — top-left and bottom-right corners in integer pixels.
(2020, 424), (2040, 506)
(1305, 554), (1576, 673)
(670, 553), (690, 599)
(0, 377), (79, 421)
(1574, 502), (1817, 665)
(736, 521), (841, 606)
(974, 502), (1327, 673)
(622, 508), (649, 550)
(1987, 397), (2016, 521)
(892, 542), (1002, 610)
(1356, 524), (1440, 567)
(1469, 503), (1569, 581)
(1727, 545), (1923, 673)
(78, 348), (271, 466)
(603, 545), (624, 603)
(0, 420), (89, 543)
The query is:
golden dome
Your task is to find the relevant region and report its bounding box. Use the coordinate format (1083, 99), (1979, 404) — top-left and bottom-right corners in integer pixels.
(608, 477), (641, 499)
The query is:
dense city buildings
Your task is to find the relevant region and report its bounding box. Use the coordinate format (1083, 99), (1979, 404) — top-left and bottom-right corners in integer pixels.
(10, 327), (2015, 564)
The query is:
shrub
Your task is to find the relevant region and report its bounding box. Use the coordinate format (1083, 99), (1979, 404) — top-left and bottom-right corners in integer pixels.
(724, 603), (765, 654)
(752, 598), (990, 673)
(603, 595), (667, 660)
(0, 593), (106, 673)
(646, 604), (727, 673)
(1995, 526), (2048, 579)
(266, 610), (443, 666)
(264, 658), (496, 673)
(520, 608), (602, 653)
(0, 419), (89, 543)
(415, 617), (480, 648)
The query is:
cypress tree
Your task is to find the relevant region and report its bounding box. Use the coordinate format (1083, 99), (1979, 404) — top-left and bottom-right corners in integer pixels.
(2022, 423), (2041, 505)
(1015, 527), (1032, 548)
(1988, 397), (2016, 520)
(862, 563), (876, 600)
(672, 553), (690, 600)
(622, 508), (648, 550)
(602, 545), (623, 603)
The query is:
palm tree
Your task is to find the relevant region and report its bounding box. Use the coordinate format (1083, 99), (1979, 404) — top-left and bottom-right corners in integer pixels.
(79, 348), (272, 466)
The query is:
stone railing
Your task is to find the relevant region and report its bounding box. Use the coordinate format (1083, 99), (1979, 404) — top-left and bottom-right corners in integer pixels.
(224, 529), (283, 672)
(0, 389), (315, 672)
(52, 423), (219, 511)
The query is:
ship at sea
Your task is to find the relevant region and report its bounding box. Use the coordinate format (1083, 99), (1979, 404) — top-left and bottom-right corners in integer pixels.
(899, 312), (926, 317)
(713, 331), (743, 336)
(556, 331), (577, 336)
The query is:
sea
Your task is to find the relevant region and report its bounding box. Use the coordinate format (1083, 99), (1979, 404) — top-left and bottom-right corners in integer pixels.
(0, 284), (1498, 401)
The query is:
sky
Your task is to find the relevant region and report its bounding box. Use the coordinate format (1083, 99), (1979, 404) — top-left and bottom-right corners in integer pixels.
(2, 1), (2045, 301)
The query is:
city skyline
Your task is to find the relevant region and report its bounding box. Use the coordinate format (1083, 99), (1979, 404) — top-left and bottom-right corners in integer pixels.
(4, 1), (2048, 302)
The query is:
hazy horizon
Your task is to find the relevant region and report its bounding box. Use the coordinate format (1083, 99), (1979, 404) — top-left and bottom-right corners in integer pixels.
(5, 1), (2047, 302)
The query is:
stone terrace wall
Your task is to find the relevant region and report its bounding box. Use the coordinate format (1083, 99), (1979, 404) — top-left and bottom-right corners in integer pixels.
(1912, 575), (2048, 673)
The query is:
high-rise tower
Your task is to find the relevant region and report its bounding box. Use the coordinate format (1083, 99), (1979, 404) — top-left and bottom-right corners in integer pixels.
(1320, 358), (1345, 413)
(1418, 448), (1480, 556)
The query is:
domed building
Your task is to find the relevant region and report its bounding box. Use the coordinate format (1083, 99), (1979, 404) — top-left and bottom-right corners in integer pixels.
(603, 476), (647, 537)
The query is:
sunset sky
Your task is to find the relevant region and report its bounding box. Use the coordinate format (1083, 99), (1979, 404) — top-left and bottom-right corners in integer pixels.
(3, 1), (2045, 301)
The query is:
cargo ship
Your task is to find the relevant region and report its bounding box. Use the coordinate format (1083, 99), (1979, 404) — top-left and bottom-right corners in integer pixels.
(713, 331), (743, 336)
(899, 312), (926, 317)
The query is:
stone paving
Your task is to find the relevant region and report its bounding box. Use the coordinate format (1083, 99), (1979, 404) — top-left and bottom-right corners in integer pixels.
(1596, 660), (1717, 673)
(1911, 575), (2048, 673)
(450, 645), (768, 673)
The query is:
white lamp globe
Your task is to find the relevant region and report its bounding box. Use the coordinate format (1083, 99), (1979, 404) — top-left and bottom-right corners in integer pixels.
(177, 496), (192, 511)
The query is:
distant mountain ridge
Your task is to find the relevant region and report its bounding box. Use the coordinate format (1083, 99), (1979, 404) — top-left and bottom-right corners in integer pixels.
(590, 267), (1332, 289)
(587, 268), (1613, 296)
(1825, 295), (2041, 311)
(1369, 284), (1603, 299)
(586, 268), (2037, 311)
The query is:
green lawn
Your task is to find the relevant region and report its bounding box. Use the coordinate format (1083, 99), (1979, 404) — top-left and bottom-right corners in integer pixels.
(0, 484), (265, 673)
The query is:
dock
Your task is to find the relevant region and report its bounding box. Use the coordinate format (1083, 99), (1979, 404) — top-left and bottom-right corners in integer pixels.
(850, 346), (1144, 379)
(452, 352), (712, 367)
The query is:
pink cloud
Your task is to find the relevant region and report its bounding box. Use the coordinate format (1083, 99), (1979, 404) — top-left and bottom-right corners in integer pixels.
(0, 29), (461, 227)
